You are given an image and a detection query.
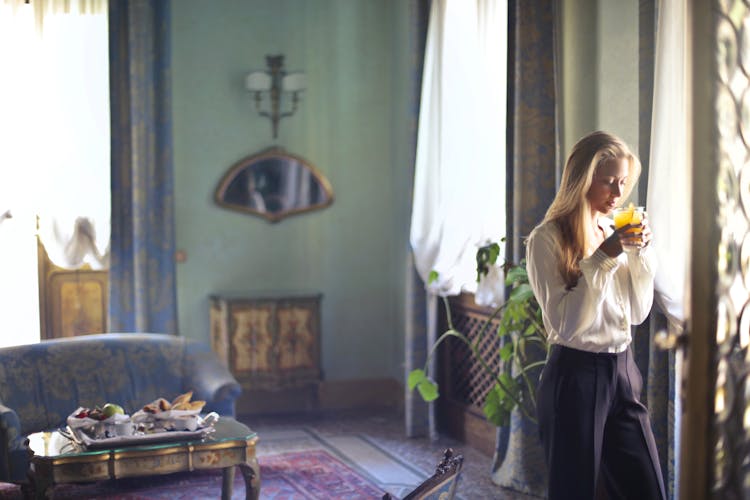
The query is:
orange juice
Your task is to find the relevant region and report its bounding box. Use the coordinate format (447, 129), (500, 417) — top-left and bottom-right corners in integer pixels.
(613, 204), (644, 234)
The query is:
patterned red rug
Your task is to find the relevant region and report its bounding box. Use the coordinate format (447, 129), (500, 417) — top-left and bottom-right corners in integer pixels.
(0, 449), (387, 499)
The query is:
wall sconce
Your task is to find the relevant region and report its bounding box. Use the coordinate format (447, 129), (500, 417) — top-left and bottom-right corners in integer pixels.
(245, 54), (306, 139)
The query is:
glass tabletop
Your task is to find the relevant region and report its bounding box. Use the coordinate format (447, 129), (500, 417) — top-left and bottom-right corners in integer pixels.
(28, 417), (256, 459)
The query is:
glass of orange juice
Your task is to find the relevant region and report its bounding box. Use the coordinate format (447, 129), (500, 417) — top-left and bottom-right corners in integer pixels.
(613, 204), (645, 249)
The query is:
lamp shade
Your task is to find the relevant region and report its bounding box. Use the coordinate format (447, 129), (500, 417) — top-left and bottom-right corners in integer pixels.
(245, 71), (272, 91)
(281, 73), (307, 92)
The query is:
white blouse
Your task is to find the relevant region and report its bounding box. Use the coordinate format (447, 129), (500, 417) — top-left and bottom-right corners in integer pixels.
(525, 219), (657, 353)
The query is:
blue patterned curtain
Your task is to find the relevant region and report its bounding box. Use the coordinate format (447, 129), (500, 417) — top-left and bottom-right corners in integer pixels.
(404, 0), (431, 438)
(491, 0), (557, 495)
(107, 0), (177, 334)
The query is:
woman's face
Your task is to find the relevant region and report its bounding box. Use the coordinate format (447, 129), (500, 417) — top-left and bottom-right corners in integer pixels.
(586, 157), (629, 215)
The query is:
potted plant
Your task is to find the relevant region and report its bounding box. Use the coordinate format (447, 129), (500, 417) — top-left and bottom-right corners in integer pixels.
(407, 240), (549, 428)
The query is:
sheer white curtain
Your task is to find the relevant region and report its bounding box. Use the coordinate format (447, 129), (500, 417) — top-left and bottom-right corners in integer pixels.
(410, 0), (507, 299)
(647, 2), (688, 496)
(0, 1), (109, 346)
(409, 0), (507, 438)
(1, 0), (104, 31)
(647, 0), (689, 333)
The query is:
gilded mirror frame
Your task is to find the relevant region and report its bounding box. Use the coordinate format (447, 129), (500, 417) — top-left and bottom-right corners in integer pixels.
(215, 147), (334, 223)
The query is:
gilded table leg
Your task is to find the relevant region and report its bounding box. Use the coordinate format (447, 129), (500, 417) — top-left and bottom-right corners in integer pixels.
(238, 458), (260, 500)
(221, 466), (235, 500)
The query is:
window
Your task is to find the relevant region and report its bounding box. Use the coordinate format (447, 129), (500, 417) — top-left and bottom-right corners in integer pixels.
(0, 2), (109, 346)
(410, 0), (507, 304)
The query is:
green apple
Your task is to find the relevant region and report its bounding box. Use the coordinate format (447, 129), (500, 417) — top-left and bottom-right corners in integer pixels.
(102, 403), (125, 418)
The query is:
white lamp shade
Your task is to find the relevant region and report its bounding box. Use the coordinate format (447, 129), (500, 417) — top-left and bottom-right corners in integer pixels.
(245, 72), (272, 91)
(282, 73), (307, 92)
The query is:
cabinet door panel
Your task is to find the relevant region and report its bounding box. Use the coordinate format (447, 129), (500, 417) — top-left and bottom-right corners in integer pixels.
(230, 305), (274, 373)
(57, 280), (106, 337)
(277, 306), (316, 370)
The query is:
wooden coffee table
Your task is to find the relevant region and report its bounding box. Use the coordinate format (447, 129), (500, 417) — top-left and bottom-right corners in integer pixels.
(25, 417), (260, 500)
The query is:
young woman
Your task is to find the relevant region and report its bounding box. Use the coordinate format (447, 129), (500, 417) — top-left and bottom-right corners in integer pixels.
(526, 131), (666, 499)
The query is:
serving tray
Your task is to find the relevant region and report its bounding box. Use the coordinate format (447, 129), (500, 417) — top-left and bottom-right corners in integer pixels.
(67, 424), (215, 450)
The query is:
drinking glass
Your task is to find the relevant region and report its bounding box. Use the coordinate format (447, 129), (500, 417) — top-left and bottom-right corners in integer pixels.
(613, 205), (645, 251)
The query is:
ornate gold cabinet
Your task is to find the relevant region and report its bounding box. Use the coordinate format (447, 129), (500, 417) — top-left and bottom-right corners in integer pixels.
(209, 292), (322, 415)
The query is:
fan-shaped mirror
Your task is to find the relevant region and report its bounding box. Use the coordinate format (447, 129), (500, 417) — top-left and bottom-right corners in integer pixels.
(215, 148), (334, 222)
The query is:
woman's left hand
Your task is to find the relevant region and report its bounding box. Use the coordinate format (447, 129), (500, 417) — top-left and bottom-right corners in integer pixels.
(639, 214), (652, 248)
(622, 213), (651, 249)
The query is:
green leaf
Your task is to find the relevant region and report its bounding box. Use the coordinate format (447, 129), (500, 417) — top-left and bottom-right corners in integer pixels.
(509, 284), (534, 304)
(483, 385), (510, 427)
(500, 388), (516, 410)
(505, 265), (528, 286)
(496, 324), (510, 338)
(487, 243), (500, 265)
(504, 302), (524, 323)
(499, 342), (514, 362)
(416, 380), (439, 402)
(499, 372), (516, 393)
(523, 323), (537, 338)
(407, 369), (426, 390)
(496, 374), (521, 413)
(428, 270), (439, 285)
(475, 242), (502, 281)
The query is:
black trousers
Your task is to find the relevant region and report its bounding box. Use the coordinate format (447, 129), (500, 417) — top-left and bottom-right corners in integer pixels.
(536, 344), (666, 500)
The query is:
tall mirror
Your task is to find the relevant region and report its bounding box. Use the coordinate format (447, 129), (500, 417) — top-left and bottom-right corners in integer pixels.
(215, 147), (334, 222)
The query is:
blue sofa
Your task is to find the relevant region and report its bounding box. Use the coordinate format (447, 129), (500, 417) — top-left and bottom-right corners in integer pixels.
(0, 333), (242, 483)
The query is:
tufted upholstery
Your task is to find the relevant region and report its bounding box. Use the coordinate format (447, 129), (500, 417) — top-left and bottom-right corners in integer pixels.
(0, 333), (241, 483)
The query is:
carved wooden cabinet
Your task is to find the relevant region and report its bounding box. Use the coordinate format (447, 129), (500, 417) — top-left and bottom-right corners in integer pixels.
(209, 291), (322, 415)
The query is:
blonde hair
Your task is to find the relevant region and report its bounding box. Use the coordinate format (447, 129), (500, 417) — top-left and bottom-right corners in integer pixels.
(543, 131), (641, 288)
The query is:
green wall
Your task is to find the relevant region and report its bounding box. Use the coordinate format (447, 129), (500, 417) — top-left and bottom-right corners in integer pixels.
(171, 0), (413, 381)
(560, 0), (639, 167)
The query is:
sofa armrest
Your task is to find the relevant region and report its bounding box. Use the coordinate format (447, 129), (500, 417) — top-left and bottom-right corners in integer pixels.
(183, 349), (242, 417)
(0, 402), (28, 483)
